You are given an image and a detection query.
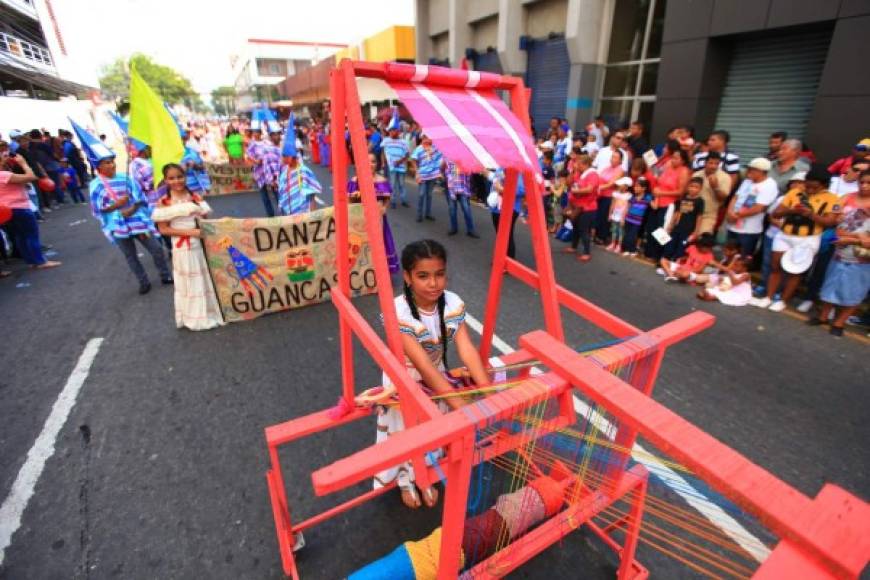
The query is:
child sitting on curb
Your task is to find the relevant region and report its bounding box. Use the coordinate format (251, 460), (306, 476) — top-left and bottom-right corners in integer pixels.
(657, 233), (715, 283)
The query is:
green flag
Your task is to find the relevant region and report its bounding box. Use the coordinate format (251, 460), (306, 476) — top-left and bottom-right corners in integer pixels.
(128, 64), (184, 178)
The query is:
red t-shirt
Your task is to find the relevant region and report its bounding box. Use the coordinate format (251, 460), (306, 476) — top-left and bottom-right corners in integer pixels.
(679, 245), (713, 272)
(656, 165), (688, 207)
(0, 171), (31, 210)
(827, 155), (853, 176)
(570, 169), (599, 212)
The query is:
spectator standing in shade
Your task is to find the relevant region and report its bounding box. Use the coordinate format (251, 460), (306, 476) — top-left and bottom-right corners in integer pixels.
(562, 154), (599, 262)
(489, 168), (525, 259)
(724, 158), (778, 258)
(692, 151), (730, 235)
(750, 165), (840, 312)
(443, 161), (478, 238)
(769, 139), (810, 195)
(645, 149), (690, 261)
(0, 142), (61, 275)
(626, 121), (648, 159)
(593, 132), (630, 173)
(691, 130), (741, 192)
(410, 135), (443, 223)
(60, 129), (89, 186)
(27, 129), (64, 206)
(827, 138), (869, 176)
(588, 116), (609, 148)
(594, 148), (625, 245)
(766, 131), (788, 161)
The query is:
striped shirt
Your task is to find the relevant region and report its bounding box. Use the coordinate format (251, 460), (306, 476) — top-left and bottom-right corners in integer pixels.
(411, 145), (443, 181)
(691, 149), (740, 174)
(247, 140), (267, 186)
(259, 143), (282, 188)
(445, 162), (471, 198)
(88, 173), (158, 242)
(182, 147), (211, 192)
(278, 163), (322, 216)
(381, 137), (410, 173)
(129, 157), (156, 206)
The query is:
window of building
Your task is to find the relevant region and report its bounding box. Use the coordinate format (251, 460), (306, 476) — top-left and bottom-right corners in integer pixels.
(598, 0), (665, 132)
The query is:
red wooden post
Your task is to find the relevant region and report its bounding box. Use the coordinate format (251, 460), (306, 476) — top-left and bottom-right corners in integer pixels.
(479, 167), (518, 362)
(508, 82), (564, 343)
(329, 68), (355, 405)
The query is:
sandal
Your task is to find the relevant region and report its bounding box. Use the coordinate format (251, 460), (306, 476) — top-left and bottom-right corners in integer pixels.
(34, 260), (61, 270)
(420, 485), (439, 508)
(0, 270), (11, 278)
(400, 486), (421, 509)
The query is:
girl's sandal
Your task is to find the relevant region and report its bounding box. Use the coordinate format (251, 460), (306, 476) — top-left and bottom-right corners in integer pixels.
(0, 270), (11, 278)
(400, 486), (422, 509)
(421, 485), (439, 508)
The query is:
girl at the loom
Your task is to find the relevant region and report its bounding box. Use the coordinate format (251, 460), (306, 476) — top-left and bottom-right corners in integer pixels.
(374, 239), (490, 509)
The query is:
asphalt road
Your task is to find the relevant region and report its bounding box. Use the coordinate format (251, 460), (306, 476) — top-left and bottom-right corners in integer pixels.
(1, 165), (867, 580)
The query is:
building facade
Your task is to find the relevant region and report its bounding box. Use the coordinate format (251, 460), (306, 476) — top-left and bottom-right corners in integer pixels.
(231, 39), (346, 111)
(277, 26), (415, 118)
(0, 0), (93, 98)
(415, 0), (869, 164)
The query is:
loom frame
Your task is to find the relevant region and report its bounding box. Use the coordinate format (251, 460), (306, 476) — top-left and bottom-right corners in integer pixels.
(263, 60), (870, 580)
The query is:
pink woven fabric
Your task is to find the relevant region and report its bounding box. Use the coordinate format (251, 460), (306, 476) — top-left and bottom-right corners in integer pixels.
(387, 71), (540, 177)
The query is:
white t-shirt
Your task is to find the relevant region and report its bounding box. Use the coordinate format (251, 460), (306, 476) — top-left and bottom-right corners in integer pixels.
(765, 195), (786, 240)
(582, 142), (600, 157)
(829, 177), (859, 197)
(728, 177), (778, 235)
(593, 146), (630, 173)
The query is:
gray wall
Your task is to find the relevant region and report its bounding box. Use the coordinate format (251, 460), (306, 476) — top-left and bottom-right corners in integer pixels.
(653, 0), (870, 164)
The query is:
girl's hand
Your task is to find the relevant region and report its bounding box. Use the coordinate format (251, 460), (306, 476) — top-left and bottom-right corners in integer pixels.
(191, 228), (202, 239)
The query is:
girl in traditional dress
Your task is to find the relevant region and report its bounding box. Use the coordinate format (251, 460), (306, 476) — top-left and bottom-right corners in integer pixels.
(347, 153), (399, 274)
(151, 164), (225, 331)
(373, 240), (489, 509)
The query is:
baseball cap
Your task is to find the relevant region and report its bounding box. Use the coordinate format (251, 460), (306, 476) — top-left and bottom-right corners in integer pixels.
(615, 176), (633, 187)
(856, 138), (870, 152)
(789, 171), (807, 182)
(748, 158), (772, 172)
(8, 129), (22, 138)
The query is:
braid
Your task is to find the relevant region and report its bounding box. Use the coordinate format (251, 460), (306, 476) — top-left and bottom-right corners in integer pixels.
(437, 292), (448, 369)
(403, 282), (420, 321)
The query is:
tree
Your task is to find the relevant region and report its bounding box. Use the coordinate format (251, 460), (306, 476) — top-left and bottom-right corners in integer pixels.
(211, 86), (237, 116)
(98, 54), (204, 109)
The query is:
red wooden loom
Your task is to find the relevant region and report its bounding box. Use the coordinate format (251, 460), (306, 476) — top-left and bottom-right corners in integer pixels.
(264, 61), (870, 579)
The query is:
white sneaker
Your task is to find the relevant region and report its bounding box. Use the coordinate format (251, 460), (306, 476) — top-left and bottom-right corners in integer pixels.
(664, 276), (678, 283)
(750, 297), (772, 308)
(796, 300), (813, 313)
(768, 300), (786, 312)
(656, 268), (666, 276)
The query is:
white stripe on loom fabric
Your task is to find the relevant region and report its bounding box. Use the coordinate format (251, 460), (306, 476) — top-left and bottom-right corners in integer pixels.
(411, 65), (429, 82)
(467, 89), (536, 174)
(465, 71), (480, 88)
(412, 83), (498, 170)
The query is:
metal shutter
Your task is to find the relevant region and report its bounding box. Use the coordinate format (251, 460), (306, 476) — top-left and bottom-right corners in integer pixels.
(714, 29), (831, 164)
(525, 37), (570, 137)
(473, 51), (502, 74)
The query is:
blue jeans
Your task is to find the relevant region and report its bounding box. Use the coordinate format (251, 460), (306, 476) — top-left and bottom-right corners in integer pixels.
(7, 209), (46, 265)
(389, 169), (407, 206)
(447, 194), (475, 234)
(417, 179), (435, 220)
(259, 185), (276, 217)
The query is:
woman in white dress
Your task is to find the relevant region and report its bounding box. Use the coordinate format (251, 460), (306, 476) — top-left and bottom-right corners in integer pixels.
(152, 163), (225, 331)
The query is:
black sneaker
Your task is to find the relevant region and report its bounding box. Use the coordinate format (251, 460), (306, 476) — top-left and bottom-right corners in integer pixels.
(139, 282), (152, 295)
(415, 217), (423, 223)
(401, 202), (410, 207)
(467, 232), (480, 239)
(161, 277), (174, 285)
(425, 216), (435, 221)
(805, 317), (824, 326)
(447, 230), (458, 236)
(829, 326), (844, 337)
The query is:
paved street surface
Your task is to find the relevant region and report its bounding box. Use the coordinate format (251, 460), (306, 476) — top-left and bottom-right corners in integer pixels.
(1, 165), (867, 579)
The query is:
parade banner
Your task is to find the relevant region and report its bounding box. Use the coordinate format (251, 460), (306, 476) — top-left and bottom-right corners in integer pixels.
(206, 162), (256, 195)
(200, 205), (377, 323)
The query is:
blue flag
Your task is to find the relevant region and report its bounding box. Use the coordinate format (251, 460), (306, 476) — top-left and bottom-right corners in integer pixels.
(282, 113), (298, 158)
(68, 118), (114, 165)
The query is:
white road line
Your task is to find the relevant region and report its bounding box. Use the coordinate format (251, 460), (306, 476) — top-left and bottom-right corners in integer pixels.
(463, 313), (770, 562)
(0, 338), (104, 566)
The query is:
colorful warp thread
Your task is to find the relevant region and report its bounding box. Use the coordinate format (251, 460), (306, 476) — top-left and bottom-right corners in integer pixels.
(348, 476), (562, 579)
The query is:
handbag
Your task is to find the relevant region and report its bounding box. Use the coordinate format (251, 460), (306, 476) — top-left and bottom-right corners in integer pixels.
(486, 190), (501, 210)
